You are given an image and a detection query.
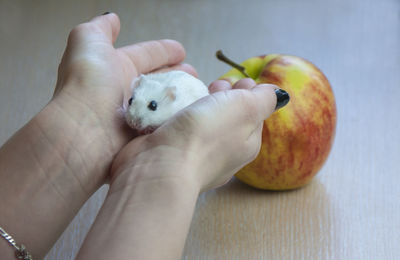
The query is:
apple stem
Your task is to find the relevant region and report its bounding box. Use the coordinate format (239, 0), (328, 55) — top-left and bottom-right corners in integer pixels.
(216, 50), (250, 78)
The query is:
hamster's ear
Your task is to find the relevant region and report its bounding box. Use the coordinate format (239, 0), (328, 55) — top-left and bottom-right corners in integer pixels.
(130, 74), (144, 90)
(164, 86), (177, 101)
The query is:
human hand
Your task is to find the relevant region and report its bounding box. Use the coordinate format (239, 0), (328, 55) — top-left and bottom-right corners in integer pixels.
(0, 12), (200, 258)
(76, 78), (284, 259)
(43, 12), (197, 191)
(110, 78), (282, 193)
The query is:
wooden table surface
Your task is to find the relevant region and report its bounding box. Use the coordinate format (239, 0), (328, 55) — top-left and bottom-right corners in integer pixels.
(1, 0), (399, 259)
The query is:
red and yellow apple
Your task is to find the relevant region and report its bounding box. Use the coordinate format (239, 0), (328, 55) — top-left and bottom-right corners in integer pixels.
(218, 52), (336, 190)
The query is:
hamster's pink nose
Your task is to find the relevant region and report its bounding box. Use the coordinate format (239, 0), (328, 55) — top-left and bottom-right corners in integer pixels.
(131, 118), (143, 130)
(125, 112), (142, 130)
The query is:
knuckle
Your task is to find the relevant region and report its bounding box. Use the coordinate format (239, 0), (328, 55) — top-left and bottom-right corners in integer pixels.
(208, 92), (226, 107)
(177, 110), (201, 129)
(235, 89), (260, 124)
(164, 110), (203, 141)
(134, 43), (154, 71)
(69, 23), (88, 39)
(250, 139), (262, 160)
(68, 22), (98, 42)
(246, 143), (261, 163)
(245, 132), (262, 162)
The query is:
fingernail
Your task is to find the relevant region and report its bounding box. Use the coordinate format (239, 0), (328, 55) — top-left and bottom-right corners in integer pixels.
(102, 12), (111, 15)
(275, 89), (290, 110)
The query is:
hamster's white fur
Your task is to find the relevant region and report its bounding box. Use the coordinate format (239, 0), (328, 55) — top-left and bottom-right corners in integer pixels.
(125, 71), (209, 132)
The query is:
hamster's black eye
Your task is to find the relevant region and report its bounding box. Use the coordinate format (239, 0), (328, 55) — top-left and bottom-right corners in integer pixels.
(128, 97), (133, 106)
(148, 100), (157, 111)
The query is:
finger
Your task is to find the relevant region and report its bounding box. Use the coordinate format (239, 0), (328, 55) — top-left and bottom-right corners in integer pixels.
(119, 39), (186, 74)
(89, 12), (121, 44)
(232, 78), (256, 90)
(249, 84), (281, 122)
(208, 80), (231, 93)
(211, 83), (279, 126)
(150, 63), (198, 78)
(68, 12), (121, 46)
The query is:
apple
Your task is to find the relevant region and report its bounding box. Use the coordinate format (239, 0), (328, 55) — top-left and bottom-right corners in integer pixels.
(217, 51), (336, 190)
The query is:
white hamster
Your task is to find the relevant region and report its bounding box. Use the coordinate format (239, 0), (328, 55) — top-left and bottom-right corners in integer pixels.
(125, 70), (209, 133)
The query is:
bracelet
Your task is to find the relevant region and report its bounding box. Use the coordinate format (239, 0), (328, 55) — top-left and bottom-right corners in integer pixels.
(0, 226), (32, 260)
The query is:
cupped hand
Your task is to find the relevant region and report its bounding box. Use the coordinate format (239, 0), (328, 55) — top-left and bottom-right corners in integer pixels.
(110, 78), (279, 193)
(45, 13), (197, 191)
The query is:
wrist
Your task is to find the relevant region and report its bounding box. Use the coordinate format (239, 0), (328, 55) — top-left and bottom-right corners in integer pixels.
(110, 143), (202, 196)
(78, 157), (200, 260)
(36, 97), (119, 191)
(0, 101), (101, 257)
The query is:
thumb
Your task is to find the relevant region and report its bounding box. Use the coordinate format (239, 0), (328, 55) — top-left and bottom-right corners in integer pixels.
(249, 84), (290, 122)
(185, 83), (288, 134)
(212, 84), (287, 127)
(89, 12), (121, 44)
(67, 12), (121, 47)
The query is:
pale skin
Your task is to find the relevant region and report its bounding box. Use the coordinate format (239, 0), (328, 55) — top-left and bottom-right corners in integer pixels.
(0, 13), (280, 259)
